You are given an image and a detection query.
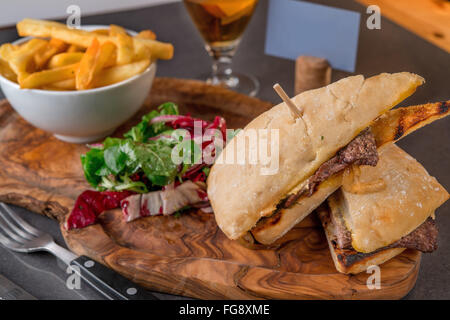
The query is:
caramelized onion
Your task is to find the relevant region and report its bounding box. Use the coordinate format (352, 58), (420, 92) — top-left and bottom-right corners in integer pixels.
(342, 165), (386, 194)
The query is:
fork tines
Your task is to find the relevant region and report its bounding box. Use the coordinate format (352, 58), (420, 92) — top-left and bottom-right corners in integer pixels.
(0, 203), (42, 250)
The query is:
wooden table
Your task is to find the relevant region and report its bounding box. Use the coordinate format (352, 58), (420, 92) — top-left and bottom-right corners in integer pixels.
(356, 0), (450, 53)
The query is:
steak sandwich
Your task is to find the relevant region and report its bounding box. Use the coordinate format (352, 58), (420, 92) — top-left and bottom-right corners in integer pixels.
(317, 144), (449, 274)
(207, 72), (450, 246)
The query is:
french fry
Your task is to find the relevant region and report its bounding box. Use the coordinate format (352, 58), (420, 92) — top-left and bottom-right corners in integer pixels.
(17, 19), (174, 60)
(136, 30), (156, 40)
(0, 43), (19, 60)
(17, 19), (67, 32)
(8, 38), (48, 82)
(46, 59), (149, 90)
(109, 25), (133, 65)
(94, 59), (150, 88)
(133, 30), (157, 60)
(109, 24), (127, 36)
(67, 44), (83, 53)
(20, 63), (78, 89)
(42, 78), (76, 90)
(48, 52), (84, 69)
(0, 45), (19, 82)
(76, 38), (116, 90)
(75, 38), (100, 90)
(34, 38), (68, 69)
(50, 38), (68, 50)
(0, 58), (18, 82)
(18, 38), (48, 51)
(11, 38), (47, 57)
(104, 49), (117, 68)
(133, 42), (152, 61)
(98, 40), (118, 69)
(91, 28), (110, 35)
(116, 33), (134, 65)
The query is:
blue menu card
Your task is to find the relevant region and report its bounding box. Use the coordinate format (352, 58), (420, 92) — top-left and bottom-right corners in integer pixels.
(265, 0), (361, 72)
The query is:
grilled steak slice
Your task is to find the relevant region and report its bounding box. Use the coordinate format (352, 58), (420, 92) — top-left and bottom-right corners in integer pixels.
(389, 217), (438, 252)
(328, 207), (353, 249)
(282, 128), (379, 209)
(307, 128), (378, 196)
(337, 128), (379, 166)
(327, 212), (438, 253)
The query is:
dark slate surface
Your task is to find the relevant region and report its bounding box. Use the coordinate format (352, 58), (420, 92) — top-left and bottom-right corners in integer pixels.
(0, 0), (448, 300)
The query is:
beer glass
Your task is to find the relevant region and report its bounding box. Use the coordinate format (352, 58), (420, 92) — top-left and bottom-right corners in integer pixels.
(184, 0), (260, 96)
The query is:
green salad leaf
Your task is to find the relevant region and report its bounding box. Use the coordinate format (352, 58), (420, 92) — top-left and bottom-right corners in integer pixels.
(81, 102), (197, 193)
(81, 148), (104, 187)
(135, 140), (179, 186)
(124, 102), (179, 142)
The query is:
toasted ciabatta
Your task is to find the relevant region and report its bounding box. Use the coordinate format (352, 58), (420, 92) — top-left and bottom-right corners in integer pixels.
(318, 144), (449, 274)
(208, 72), (424, 241)
(318, 200), (406, 274)
(251, 100), (450, 245)
(330, 144), (448, 253)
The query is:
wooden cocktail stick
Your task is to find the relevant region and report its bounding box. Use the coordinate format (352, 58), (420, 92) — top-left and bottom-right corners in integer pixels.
(273, 83), (303, 118)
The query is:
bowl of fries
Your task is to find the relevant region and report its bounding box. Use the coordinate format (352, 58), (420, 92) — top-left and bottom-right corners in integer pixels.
(0, 19), (174, 143)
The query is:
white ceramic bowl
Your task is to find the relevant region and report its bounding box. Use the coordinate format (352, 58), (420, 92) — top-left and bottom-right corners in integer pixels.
(0, 25), (156, 143)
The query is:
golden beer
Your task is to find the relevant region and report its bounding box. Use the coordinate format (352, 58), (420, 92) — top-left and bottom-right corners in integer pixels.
(184, 0), (258, 48)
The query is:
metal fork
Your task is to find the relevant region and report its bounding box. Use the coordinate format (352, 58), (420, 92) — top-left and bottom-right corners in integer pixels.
(0, 202), (157, 300)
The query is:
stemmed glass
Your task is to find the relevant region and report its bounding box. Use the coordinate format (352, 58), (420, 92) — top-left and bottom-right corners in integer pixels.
(183, 0), (260, 96)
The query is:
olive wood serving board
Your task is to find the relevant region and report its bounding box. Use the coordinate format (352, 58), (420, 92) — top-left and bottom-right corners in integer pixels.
(0, 77), (420, 299)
